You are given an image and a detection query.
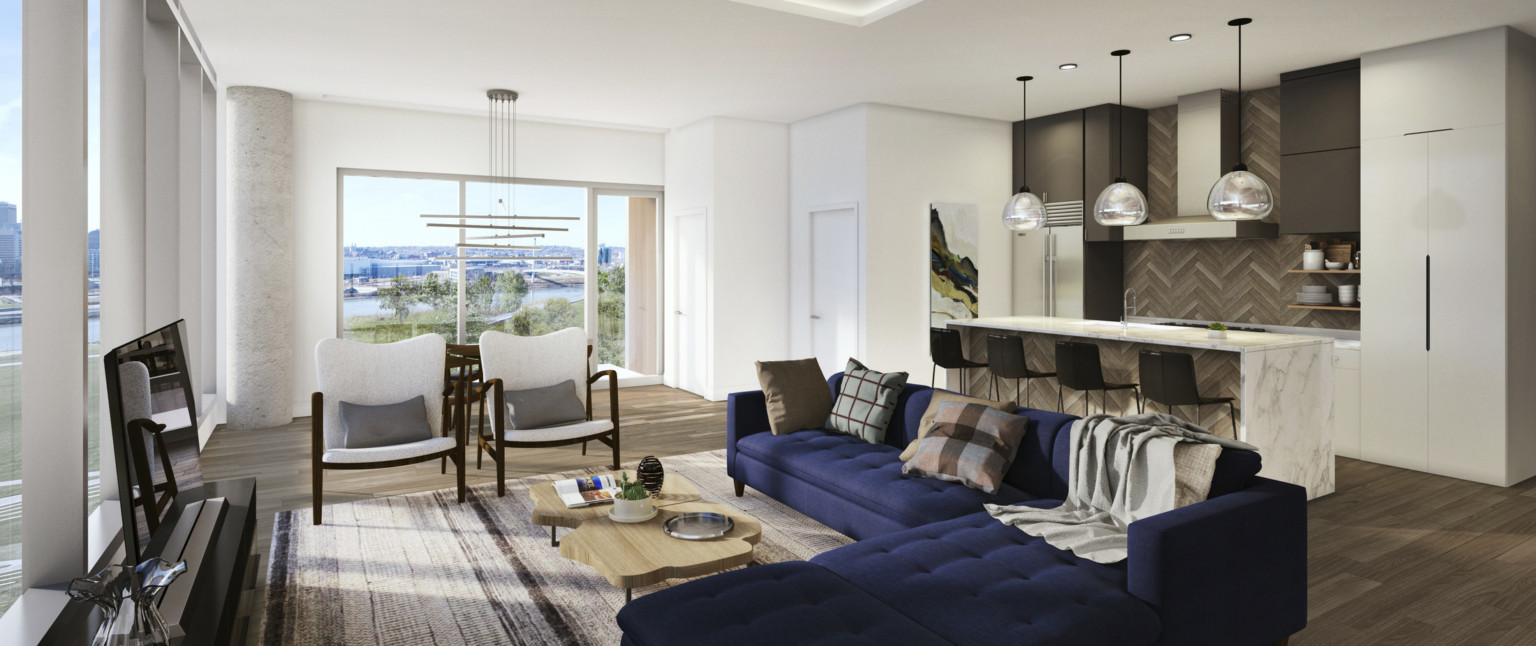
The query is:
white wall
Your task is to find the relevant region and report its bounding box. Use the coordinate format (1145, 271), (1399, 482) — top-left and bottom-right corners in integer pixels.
(786, 103), (1011, 386)
(288, 100), (664, 413)
(789, 105), (867, 362)
(662, 117), (791, 400)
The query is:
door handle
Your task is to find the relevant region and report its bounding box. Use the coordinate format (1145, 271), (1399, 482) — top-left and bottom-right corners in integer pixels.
(675, 311), (684, 316)
(1425, 255), (1430, 352)
(810, 315), (822, 320)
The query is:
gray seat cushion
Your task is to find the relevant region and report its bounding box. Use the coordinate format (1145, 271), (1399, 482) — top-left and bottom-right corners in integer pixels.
(504, 379), (587, 429)
(339, 395), (433, 449)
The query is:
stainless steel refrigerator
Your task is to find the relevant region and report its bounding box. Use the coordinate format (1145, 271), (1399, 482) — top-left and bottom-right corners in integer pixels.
(1011, 201), (1085, 318)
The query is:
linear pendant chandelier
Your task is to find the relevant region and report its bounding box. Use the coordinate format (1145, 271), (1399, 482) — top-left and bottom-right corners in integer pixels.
(423, 89), (574, 262)
(1207, 18), (1274, 221)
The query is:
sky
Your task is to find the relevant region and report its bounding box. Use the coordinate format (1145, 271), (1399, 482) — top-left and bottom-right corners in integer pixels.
(0, 0), (102, 231)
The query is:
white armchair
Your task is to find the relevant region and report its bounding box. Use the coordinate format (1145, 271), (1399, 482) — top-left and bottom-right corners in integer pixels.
(312, 334), (464, 524)
(477, 328), (620, 496)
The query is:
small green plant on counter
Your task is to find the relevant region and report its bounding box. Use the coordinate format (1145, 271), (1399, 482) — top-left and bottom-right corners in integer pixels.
(1207, 322), (1229, 331)
(617, 471), (650, 501)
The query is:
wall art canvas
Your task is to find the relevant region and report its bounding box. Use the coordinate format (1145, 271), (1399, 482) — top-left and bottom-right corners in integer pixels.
(929, 203), (979, 327)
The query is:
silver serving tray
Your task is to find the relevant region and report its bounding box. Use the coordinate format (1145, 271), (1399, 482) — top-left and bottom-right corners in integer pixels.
(662, 512), (734, 540)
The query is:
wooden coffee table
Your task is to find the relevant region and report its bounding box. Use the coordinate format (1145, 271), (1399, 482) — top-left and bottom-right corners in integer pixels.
(528, 472), (703, 546)
(557, 501), (762, 602)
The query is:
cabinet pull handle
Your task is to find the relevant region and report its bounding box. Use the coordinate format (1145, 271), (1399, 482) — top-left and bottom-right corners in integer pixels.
(1425, 255), (1431, 352)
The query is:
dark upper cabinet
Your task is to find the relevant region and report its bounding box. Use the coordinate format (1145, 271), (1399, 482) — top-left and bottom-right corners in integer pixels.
(1083, 104), (1148, 243)
(1280, 62), (1361, 155)
(1279, 148), (1360, 234)
(1279, 59), (1361, 234)
(1017, 110), (1085, 203)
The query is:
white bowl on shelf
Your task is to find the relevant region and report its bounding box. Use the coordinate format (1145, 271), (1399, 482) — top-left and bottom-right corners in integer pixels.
(1324, 261), (1345, 270)
(1301, 285), (1328, 294)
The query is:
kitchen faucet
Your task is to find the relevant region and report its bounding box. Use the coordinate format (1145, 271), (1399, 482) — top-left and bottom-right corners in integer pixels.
(1122, 288), (1138, 329)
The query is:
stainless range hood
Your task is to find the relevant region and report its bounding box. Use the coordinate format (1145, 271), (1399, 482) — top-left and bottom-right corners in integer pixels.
(1125, 89), (1277, 240)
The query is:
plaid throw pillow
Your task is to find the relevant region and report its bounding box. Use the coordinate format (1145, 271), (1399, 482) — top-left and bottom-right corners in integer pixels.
(825, 359), (909, 443)
(902, 401), (1031, 494)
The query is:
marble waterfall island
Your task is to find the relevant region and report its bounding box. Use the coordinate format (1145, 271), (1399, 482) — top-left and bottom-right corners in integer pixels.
(946, 316), (1334, 499)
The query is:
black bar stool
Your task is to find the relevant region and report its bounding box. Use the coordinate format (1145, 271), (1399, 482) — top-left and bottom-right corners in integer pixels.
(1055, 341), (1140, 416)
(986, 334), (1056, 407)
(1138, 350), (1238, 434)
(930, 327), (987, 390)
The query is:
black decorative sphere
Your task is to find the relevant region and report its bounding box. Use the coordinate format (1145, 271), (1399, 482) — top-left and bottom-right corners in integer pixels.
(637, 456), (665, 497)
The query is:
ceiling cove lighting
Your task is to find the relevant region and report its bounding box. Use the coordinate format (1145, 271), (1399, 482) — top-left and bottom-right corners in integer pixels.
(1092, 49), (1149, 227)
(1059, 63), (1078, 70)
(1003, 76), (1047, 231)
(1169, 33), (1192, 42)
(1207, 18), (1274, 221)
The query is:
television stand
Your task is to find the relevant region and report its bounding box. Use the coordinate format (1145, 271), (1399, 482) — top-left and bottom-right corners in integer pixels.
(39, 478), (257, 645)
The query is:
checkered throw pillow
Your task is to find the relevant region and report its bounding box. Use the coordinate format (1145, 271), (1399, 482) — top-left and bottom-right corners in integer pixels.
(902, 401), (1031, 494)
(825, 359), (909, 443)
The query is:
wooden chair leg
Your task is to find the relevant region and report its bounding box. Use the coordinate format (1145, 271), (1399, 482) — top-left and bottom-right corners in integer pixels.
(582, 441), (588, 456)
(456, 452), (466, 503)
(610, 430), (621, 470)
(497, 438), (506, 497)
(313, 463), (323, 526)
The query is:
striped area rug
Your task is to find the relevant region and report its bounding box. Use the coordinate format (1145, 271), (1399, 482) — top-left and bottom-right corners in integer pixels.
(260, 450), (852, 645)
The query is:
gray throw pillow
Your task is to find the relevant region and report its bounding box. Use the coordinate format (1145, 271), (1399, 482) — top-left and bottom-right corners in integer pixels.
(339, 395), (433, 449)
(504, 380), (587, 429)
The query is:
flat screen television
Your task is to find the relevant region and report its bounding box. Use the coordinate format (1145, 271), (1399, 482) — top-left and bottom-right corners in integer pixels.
(103, 319), (204, 561)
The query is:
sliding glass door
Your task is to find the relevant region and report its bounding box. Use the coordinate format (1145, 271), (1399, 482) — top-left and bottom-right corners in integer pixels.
(592, 190), (661, 379)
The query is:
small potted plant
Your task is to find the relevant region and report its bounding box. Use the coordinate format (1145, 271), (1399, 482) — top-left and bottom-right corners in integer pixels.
(1206, 322), (1229, 339)
(612, 471), (655, 520)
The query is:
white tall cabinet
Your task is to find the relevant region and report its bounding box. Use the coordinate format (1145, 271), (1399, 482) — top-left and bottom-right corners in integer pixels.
(1360, 27), (1536, 486)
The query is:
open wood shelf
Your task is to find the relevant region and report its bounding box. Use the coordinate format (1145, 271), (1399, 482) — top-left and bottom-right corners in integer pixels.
(1288, 269), (1361, 274)
(1288, 304), (1361, 311)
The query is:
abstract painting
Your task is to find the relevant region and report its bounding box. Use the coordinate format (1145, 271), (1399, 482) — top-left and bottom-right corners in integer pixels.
(930, 203), (979, 327)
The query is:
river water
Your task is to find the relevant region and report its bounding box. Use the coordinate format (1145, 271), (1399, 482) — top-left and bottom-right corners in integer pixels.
(0, 285), (584, 354)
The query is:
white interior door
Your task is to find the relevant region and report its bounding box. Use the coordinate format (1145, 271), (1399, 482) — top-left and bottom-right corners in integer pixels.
(673, 213), (707, 395)
(1426, 125), (1507, 482)
(810, 208), (859, 376)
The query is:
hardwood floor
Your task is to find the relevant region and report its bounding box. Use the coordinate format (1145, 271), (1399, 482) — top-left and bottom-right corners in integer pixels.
(201, 386), (1536, 645)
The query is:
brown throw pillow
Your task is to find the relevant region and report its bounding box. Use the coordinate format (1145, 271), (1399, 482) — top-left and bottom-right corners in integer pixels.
(1173, 442), (1223, 508)
(902, 402), (1031, 494)
(756, 358), (833, 435)
(899, 391), (1017, 461)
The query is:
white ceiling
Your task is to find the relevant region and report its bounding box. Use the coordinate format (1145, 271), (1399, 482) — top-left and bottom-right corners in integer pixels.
(180, 0), (1536, 130)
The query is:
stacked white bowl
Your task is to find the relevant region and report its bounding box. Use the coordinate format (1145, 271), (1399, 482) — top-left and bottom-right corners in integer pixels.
(1297, 285), (1332, 305)
(1338, 284), (1357, 306)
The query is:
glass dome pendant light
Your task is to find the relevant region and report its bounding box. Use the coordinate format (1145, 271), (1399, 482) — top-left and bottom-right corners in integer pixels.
(1208, 18), (1274, 221)
(1093, 49), (1149, 226)
(1003, 76), (1048, 231)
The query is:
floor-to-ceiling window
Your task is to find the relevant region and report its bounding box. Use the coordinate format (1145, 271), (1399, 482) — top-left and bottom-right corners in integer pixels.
(85, 0), (102, 525)
(340, 171), (660, 380)
(0, 0), (20, 615)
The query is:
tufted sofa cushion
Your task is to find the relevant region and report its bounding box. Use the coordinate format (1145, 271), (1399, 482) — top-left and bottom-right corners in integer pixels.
(736, 430), (1034, 529)
(616, 561), (953, 646)
(811, 510), (1161, 646)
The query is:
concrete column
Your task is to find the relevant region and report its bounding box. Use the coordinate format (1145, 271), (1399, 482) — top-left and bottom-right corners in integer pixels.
(98, 0), (147, 503)
(21, 0), (88, 587)
(225, 86), (294, 430)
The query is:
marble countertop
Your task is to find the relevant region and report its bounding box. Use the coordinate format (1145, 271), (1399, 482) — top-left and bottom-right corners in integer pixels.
(949, 316), (1334, 353)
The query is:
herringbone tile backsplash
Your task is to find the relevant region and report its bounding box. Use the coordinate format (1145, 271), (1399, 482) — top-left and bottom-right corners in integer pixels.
(1125, 87), (1359, 330)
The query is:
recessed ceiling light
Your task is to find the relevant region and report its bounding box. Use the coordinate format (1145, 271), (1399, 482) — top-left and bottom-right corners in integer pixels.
(1170, 33), (1192, 42)
(1059, 63), (1078, 70)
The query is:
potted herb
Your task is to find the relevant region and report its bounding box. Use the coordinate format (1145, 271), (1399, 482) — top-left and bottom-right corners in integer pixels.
(613, 471), (655, 520)
(1207, 322), (1229, 339)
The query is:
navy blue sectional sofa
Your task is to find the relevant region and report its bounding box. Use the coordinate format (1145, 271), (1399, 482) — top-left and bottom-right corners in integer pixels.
(618, 374), (1307, 646)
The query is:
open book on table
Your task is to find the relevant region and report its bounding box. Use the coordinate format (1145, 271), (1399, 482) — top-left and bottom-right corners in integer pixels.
(553, 474), (621, 508)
